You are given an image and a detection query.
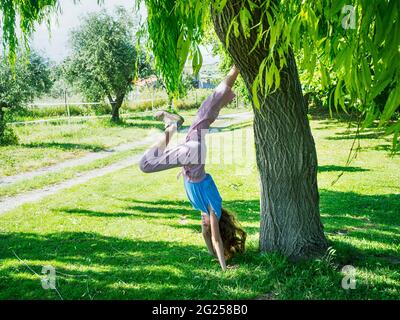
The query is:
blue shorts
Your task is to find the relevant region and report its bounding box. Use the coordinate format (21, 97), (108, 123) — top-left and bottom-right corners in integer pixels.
(183, 174), (222, 220)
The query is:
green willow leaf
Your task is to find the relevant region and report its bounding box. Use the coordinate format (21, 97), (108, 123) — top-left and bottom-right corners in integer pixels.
(192, 45), (203, 76)
(380, 85), (400, 125)
(252, 74), (261, 109)
(239, 7), (253, 38)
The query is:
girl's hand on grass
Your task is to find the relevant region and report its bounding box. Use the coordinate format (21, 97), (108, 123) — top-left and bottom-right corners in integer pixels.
(220, 264), (238, 272)
(226, 264), (239, 270)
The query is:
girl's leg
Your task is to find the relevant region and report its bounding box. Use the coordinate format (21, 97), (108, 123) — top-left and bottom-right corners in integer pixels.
(150, 123), (177, 152)
(185, 66), (239, 143)
(139, 124), (181, 173)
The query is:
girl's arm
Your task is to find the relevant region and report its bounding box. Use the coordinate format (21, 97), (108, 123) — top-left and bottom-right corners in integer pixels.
(202, 225), (216, 257)
(209, 209), (227, 271)
(201, 214), (216, 256)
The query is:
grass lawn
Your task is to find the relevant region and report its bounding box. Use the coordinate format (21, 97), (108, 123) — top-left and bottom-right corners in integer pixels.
(0, 115), (399, 300)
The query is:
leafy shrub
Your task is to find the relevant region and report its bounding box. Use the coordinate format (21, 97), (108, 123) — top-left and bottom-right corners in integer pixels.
(0, 126), (19, 145)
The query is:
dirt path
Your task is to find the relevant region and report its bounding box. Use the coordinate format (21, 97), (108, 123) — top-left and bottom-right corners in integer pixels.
(0, 153), (143, 214)
(0, 112), (253, 216)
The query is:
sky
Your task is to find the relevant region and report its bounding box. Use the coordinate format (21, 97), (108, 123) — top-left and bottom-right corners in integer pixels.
(31, 0), (218, 65)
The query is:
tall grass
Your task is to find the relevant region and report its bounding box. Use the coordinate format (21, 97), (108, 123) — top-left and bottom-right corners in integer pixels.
(16, 104), (111, 120)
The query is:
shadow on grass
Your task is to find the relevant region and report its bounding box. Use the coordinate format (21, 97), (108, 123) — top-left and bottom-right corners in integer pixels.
(215, 121), (253, 132)
(117, 193), (400, 265)
(59, 191), (400, 254)
(368, 144), (400, 154)
(318, 165), (369, 173)
(320, 190), (400, 226)
(126, 204), (195, 216)
(121, 198), (261, 224)
(0, 231), (287, 300)
(58, 205), (194, 219)
(319, 189), (400, 268)
(78, 191), (400, 250)
(20, 142), (105, 152)
(57, 201), (259, 235)
(1, 190), (399, 299)
(105, 117), (165, 130)
(59, 209), (135, 218)
(325, 131), (387, 141)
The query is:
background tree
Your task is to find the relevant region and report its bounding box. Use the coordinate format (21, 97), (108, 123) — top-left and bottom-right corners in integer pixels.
(1, 0), (399, 260)
(64, 7), (150, 122)
(48, 64), (78, 101)
(0, 51), (52, 144)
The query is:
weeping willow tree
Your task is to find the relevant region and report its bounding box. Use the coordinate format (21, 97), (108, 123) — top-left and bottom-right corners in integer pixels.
(142, 0), (204, 98)
(1, 0), (399, 260)
(0, 0), (59, 63)
(140, 0), (399, 260)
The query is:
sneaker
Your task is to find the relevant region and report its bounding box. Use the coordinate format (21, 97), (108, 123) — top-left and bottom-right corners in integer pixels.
(154, 110), (185, 129)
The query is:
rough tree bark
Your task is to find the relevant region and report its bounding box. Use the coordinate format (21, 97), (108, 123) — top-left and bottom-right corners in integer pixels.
(212, 1), (328, 260)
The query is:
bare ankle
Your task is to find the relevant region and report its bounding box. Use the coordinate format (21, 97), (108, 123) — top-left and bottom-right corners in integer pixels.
(165, 123), (178, 133)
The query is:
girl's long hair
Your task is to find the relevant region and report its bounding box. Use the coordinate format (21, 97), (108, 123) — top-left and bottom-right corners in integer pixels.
(219, 208), (247, 260)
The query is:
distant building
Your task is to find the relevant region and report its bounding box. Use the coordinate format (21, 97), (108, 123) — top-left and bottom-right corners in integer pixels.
(134, 75), (158, 87)
(199, 79), (215, 89)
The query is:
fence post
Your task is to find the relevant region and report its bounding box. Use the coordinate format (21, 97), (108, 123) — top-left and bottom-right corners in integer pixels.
(152, 86), (154, 110)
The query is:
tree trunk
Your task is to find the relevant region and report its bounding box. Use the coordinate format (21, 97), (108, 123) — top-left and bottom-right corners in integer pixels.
(212, 1), (328, 260)
(108, 93), (124, 122)
(111, 102), (120, 122)
(0, 107), (5, 141)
